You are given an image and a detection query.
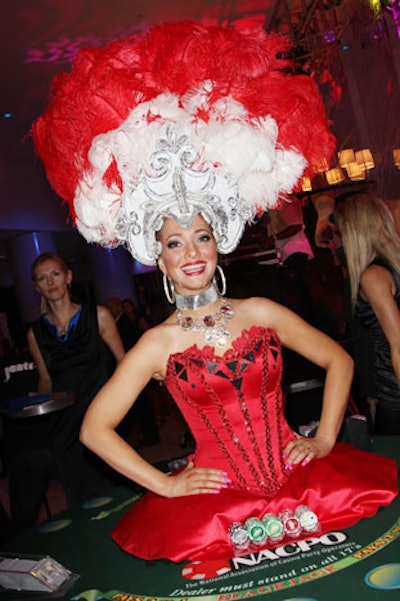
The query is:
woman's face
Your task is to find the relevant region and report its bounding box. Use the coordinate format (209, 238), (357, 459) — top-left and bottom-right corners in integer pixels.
(157, 214), (218, 296)
(33, 258), (72, 301)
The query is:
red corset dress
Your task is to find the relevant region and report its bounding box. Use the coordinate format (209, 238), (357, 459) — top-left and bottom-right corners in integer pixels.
(111, 327), (398, 562)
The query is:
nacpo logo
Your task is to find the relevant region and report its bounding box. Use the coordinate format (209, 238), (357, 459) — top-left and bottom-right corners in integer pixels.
(230, 531), (347, 570)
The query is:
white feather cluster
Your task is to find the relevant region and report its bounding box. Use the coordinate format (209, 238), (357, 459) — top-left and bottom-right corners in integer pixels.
(73, 88), (307, 249)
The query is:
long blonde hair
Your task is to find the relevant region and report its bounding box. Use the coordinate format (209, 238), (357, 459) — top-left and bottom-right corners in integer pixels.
(334, 193), (400, 310)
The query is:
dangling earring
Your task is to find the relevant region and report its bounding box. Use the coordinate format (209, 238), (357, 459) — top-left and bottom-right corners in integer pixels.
(163, 274), (176, 304)
(213, 264), (227, 296)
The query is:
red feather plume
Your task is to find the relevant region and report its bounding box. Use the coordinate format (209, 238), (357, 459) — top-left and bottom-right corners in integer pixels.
(32, 20), (335, 218)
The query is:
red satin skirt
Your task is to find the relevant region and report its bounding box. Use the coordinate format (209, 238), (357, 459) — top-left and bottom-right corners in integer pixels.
(111, 443), (398, 563)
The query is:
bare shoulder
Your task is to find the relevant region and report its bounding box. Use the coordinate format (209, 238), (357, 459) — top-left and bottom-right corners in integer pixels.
(361, 264), (395, 297)
(230, 296), (289, 329)
(231, 296), (276, 312)
(140, 320), (174, 345)
(361, 263), (393, 283)
(96, 304), (111, 320)
(135, 320), (178, 359)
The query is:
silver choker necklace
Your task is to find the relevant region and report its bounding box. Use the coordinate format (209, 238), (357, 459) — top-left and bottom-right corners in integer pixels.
(175, 284), (218, 310)
(176, 286), (235, 348)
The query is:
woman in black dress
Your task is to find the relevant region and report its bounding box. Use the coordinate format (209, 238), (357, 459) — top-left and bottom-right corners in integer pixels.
(6, 252), (125, 531)
(335, 193), (400, 434)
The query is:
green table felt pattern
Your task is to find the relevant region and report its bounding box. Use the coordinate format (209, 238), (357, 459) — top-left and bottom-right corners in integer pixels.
(1, 436), (399, 601)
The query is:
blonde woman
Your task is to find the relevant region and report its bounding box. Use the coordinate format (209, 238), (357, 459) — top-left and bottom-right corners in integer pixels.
(8, 252), (125, 532)
(334, 193), (400, 434)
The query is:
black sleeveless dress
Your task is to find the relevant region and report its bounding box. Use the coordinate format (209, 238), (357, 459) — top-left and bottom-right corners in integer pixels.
(355, 263), (400, 433)
(355, 265), (400, 407)
(31, 303), (115, 502)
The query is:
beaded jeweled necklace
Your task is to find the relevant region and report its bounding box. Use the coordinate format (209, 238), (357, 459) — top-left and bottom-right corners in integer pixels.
(175, 284), (235, 348)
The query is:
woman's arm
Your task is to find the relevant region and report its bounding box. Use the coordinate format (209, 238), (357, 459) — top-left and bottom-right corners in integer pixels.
(248, 298), (354, 465)
(80, 326), (228, 497)
(26, 327), (52, 393)
(96, 305), (125, 364)
(360, 264), (400, 386)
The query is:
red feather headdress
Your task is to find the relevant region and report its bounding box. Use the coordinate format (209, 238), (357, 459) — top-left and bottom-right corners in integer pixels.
(32, 20), (335, 264)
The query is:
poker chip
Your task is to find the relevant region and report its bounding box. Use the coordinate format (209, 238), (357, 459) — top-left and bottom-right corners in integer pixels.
(182, 559), (231, 580)
(245, 517), (267, 544)
(296, 505), (320, 532)
(229, 521), (250, 548)
(262, 513), (285, 542)
(279, 509), (302, 537)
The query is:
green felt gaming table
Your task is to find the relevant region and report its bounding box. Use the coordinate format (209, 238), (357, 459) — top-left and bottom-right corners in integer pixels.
(1, 436), (399, 601)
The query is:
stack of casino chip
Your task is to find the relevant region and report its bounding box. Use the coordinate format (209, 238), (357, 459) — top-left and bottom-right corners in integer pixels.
(295, 505), (320, 532)
(261, 513), (285, 542)
(244, 517), (268, 545)
(229, 522), (250, 551)
(279, 509), (302, 537)
(228, 505), (320, 552)
(278, 506), (320, 536)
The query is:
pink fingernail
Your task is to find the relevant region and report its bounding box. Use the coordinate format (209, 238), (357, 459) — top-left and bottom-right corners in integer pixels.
(212, 489), (221, 494)
(285, 463), (294, 471)
(301, 458), (309, 467)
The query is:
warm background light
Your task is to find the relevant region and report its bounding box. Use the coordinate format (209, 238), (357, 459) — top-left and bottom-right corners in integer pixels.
(338, 149), (356, 167)
(346, 162), (366, 180)
(301, 176), (312, 192)
(393, 149), (400, 168)
(325, 167), (345, 185)
(355, 149), (375, 169)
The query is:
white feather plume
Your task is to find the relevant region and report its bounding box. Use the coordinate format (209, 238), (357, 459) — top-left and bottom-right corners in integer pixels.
(73, 90), (307, 251)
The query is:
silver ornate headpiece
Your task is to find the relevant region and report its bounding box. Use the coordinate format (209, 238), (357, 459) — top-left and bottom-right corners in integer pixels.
(116, 126), (250, 265)
(73, 92), (306, 265)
